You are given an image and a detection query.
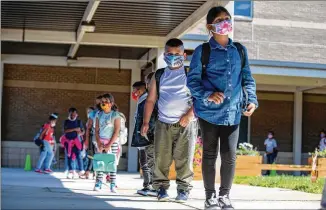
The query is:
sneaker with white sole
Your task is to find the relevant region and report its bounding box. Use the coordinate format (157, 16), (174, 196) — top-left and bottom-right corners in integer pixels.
(204, 194), (220, 210)
(218, 195), (234, 209)
(67, 172), (73, 179)
(157, 187), (169, 202)
(72, 171), (79, 179)
(94, 180), (102, 191)
(137, 188), (149, 196)
(110, 183), (117, 193)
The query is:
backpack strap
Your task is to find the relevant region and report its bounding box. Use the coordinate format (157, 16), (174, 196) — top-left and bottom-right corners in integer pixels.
(184, 66), (190, 76)
(233, 42), (245, 69)
(201, 42), (211, 79)
(155, 68), (165, 99)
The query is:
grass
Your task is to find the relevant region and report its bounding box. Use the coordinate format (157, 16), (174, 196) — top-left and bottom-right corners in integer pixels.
(233, 175), (324, 194)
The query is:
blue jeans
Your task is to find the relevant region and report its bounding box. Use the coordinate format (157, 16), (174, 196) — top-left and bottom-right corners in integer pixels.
(64, 143), (84, 171)
(36, 140), (54, 170)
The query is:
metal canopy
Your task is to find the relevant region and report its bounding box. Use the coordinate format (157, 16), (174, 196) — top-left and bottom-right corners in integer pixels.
(1, 1), (88, 31)
(93, 1), (206, 36)
(1, 0), (212, 58)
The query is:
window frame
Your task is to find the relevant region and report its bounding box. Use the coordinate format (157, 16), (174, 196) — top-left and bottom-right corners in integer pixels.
(234, 0), (254, 21)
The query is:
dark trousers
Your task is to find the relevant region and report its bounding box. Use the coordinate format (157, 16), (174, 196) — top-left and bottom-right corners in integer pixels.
(199, 118), (239, 198)
(139, 144), (154, 188)
(266, 153), (276, 175)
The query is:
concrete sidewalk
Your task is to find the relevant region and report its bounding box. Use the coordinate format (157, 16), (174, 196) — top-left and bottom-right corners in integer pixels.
(1, 168), (321, 209)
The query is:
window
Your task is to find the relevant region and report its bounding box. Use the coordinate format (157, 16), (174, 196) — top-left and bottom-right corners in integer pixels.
(234, 1), (253, 18)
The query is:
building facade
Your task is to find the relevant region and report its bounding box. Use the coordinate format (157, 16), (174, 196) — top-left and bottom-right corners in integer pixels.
(182, 1), (326, 165)
(1, 1), (326, 171)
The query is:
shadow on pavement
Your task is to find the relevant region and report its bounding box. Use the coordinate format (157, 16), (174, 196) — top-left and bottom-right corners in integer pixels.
(1, 168), (142, 210)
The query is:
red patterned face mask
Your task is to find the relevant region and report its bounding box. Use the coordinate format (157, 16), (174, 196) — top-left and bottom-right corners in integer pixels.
(131, 91), (139, 101)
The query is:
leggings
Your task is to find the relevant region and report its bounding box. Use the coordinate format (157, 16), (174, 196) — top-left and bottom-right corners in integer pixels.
(199, 118), (239, 198)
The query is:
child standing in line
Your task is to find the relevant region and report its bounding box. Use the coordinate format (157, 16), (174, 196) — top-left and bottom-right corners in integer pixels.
(131, 74), (157, 196)
(94, 93), (121, 193)
(34, 113), (58, 174)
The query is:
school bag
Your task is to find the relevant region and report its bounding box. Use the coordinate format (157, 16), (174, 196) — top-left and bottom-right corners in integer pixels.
(117, 112), (128, 145)
(33, 126), (44, 147)
(98, 111), (128, 145)
(155, 66), (190, 98)
(201, 42), (248, 112)
(92, 153), (117, 173)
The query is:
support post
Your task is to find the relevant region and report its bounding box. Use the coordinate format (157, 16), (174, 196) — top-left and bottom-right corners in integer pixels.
(293, 91), (303, 175)
(127, 65), (141, 172)
(0, 63), (3, 142)
(156, 48), (165, 70)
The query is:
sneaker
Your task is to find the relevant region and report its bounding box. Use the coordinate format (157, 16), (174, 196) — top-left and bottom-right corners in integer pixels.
(137, 188), (150, 196)
(72, 171), (79, 179)
(64, 170), (69, 178)
(67, 172), (73, 179)
(147, 189), (158, 197)
(94, 180), (102, 191)
(157, 187), (169, 202)
(35, 169), (43, 174)
(175, 190), (189, 203)
(204, 194), (220, 210)
(44, 169), (53, 174)
(110, 184), (117, 193)
(218, 195), (234, 209)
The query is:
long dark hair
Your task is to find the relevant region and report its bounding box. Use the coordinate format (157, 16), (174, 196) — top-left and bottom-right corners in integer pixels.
(102, 93), (119, 111)
(206, 6), (231, 24)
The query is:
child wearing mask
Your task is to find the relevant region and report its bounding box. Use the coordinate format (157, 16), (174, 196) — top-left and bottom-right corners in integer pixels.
(131, 76), (157, 197)
(141, 38), (197, 203)
(319, 130), (326, 151)
(264, 131), (278, 175)
(187, 6), (258, 209)
(85, 96), (102, 179)
(60, 108), (85, 179)
(94, 93), (121, 193)
(34, 113), (58, 174)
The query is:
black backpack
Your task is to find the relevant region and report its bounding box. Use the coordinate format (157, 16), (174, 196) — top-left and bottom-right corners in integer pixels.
(201, 42), (248, 111)
(155, 66), (190, 99)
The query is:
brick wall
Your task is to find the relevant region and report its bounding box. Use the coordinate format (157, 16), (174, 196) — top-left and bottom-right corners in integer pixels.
(2, 64), (131, 142)
(302, 94), (326, 153)
(250, 92), (294, 152)
(234, 1), (326, 64)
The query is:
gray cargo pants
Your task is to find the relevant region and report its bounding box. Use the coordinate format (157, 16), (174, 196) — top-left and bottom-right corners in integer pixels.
(153, 120), (197, 192)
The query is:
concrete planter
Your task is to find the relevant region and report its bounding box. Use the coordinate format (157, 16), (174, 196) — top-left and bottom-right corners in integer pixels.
(235, 155), (263, 176)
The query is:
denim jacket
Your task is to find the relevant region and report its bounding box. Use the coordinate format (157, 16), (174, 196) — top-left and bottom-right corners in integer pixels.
(131, 92), (157, 147)
(187, 38), (258, 126)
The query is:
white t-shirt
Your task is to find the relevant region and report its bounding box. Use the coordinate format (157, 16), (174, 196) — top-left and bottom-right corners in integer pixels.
(264, 138), (277, 153)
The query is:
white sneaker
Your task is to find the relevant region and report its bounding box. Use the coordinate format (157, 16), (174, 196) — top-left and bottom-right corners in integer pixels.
(110, 184), (117, 193)
(64, 170), (69, 178)
(67, 172), (73, 179)
(73, 171), (79, 179)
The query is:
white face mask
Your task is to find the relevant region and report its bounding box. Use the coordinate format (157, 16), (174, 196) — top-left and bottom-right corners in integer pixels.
(51, 122), (56, 127)
(68, 115), (77, 121)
